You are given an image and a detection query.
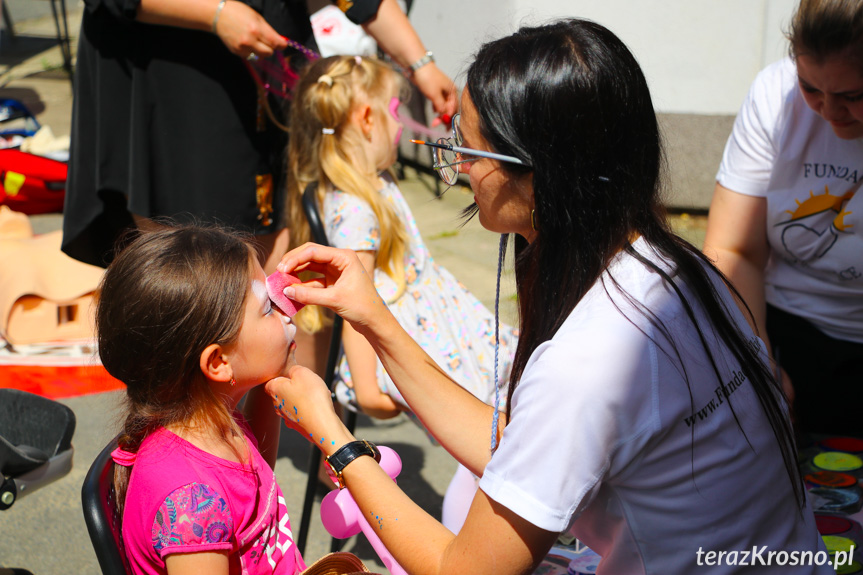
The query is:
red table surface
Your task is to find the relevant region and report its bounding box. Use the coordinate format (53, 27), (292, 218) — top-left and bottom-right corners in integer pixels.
(0, 364), (124, 399)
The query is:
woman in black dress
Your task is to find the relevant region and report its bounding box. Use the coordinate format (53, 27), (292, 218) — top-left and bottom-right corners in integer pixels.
(62, 0), (455, 274)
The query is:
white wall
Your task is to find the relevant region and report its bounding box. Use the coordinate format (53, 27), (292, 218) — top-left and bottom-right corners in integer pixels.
(408, 0), (798, 115)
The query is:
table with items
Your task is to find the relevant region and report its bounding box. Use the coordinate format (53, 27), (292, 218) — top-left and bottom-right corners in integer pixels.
(797, 435), (863, 574)
(530, 434), (863, 575)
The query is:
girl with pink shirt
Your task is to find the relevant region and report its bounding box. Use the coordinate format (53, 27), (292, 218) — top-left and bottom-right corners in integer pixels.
(97, 224), (305, 575)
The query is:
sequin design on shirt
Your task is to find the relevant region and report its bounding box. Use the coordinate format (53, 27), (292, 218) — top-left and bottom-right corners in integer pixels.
(152, 482), (233, 553)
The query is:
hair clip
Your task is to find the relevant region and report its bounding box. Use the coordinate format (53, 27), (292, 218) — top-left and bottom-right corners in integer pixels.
(317, 74), (334, 87)
(354, 55), (362, 65)
(322, 128), (335, 135)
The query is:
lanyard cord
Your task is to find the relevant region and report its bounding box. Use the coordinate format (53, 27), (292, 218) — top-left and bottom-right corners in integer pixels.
(490, 234), (506, 451)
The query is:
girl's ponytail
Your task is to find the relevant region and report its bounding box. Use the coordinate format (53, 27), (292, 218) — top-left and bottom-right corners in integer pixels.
(288, 56), (409, 333)
(112, 412), (154, 516)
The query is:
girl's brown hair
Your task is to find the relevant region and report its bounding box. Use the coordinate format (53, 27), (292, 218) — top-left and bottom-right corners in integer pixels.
(788, 0), (863, 66)
(287, 55), (409, 332)
(96, 223), (255, 513)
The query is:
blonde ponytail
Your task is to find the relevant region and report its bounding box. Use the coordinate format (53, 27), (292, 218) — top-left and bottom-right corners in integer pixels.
(288, 56), (409, 333)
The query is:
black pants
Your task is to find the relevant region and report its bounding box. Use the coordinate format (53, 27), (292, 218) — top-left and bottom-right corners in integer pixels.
(766, 304), (863, 436)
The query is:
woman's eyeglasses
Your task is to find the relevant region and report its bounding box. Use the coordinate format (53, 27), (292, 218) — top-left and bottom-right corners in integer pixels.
(412, 114), (527, 185)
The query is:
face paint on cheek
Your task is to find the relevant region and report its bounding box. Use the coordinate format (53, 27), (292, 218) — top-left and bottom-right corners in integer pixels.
(388, 97), (400, 121)
(389, 97), (403, 146)
(284, 322), (297, 346)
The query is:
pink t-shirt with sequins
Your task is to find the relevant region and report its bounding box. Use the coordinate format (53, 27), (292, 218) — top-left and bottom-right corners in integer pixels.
(119, 422), (304, 574)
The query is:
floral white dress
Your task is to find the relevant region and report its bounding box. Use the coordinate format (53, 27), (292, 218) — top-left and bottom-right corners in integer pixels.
(323, 175), (517, 412)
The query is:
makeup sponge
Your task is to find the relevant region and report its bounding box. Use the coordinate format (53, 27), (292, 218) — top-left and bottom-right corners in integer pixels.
(266, 271), (305, 317)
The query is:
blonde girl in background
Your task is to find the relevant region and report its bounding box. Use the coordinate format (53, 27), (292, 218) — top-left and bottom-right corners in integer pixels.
(287, 55), (517, 533)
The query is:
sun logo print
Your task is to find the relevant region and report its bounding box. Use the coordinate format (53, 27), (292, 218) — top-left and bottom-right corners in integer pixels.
(775, 184), (855, 263)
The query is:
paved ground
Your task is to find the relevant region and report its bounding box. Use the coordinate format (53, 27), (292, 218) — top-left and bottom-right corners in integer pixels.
(0, 4), (707, 573)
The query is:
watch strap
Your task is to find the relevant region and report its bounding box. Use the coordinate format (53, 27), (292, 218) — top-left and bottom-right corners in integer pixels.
(325, 440), (381, 488)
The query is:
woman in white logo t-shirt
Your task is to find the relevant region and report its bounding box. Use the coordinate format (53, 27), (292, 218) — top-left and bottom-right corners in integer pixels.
(705, 0), (863, 435)
(268, 18), (830, 575)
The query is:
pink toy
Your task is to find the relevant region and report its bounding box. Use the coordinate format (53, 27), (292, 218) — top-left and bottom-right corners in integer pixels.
(265, 271), (304, 317)
(320, 446), (407, 575)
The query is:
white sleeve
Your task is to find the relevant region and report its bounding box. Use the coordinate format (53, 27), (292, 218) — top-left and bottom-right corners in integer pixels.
(478, 311), (660, 533)
(716, 59), (792, 197)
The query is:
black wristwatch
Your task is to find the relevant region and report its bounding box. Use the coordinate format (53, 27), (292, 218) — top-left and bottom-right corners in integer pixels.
(325, 440), (381, 489)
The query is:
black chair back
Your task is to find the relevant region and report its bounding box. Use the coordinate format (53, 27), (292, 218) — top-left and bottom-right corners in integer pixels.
(302, 182), (329, 245)
(81, 437), (130, 575)
(0, 389), (75, 467)
(295, 182), (355, 555)
(0, 389), (76, 511)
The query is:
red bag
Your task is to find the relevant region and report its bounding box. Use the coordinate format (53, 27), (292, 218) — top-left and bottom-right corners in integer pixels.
(0, 150), (67, 215)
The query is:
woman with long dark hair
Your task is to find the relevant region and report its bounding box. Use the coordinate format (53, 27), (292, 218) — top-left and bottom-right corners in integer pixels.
(267, 19), (829, 574)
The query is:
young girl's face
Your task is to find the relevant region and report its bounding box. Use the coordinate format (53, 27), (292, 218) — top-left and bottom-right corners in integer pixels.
(226, 261), (298, 386)
(369, 79), (403, 172)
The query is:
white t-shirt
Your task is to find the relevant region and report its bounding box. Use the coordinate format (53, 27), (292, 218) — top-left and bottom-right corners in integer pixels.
(479, 239), (828, 574)
(716, 57), (863, 343)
